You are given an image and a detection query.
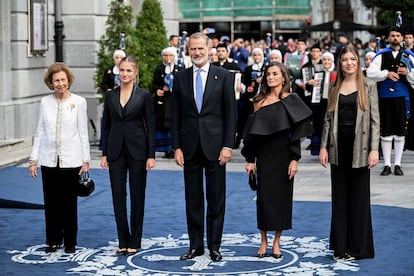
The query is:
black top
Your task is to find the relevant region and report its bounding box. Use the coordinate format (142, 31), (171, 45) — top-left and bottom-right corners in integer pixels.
(241, 93), (313, 162)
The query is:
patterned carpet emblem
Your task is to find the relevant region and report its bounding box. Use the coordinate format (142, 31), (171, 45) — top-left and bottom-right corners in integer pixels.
(8, 233), (360, 275)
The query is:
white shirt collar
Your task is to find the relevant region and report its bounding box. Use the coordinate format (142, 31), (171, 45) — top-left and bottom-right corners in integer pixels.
(194, 62), (210, 73)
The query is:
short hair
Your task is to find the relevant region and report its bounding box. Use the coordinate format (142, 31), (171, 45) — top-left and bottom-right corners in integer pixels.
(216, 43), (229, 51)
(189, 32), (209, 47)
(405, 29), (414, 36)
(388, 26), (403, 36)
(169, 35), (179, 41)
(310, 43), (321, 50)
(297, 38), (307, 43)
(161, 47), (177, 56)
(44, 62), (75, 90)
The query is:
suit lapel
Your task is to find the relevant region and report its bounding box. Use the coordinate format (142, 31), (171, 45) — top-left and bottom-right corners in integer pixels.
(127, 87), (140, 114)
(110, 89), (123, 118)
(203, 66), (218, 106)
(185, 68), (198, 112)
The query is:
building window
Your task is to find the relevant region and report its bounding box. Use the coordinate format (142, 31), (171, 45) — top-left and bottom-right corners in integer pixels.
(29, 0), (48, 54)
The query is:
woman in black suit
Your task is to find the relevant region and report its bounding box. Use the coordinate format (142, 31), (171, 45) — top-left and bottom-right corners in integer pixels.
(100, 56), (156, 257)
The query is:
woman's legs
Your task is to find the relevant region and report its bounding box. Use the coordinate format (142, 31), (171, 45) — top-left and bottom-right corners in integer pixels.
(257, 230), (268, 255)
(272, 230), (282, 255)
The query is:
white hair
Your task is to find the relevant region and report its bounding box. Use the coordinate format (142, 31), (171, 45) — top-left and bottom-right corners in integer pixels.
(161, 47), (178, 62)
(113, 49), (126, 58)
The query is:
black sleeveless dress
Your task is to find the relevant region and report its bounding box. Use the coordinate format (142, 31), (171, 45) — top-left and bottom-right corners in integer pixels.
(242, 94), (313, 230)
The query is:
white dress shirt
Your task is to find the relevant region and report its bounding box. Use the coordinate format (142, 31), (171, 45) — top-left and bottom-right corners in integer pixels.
(30, 93), (91, 168)
(193, 63), (210, 100)
(367, 49), (414, 88)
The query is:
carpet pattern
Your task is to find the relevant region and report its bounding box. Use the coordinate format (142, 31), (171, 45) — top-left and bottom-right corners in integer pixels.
(1, 167), (413, 275)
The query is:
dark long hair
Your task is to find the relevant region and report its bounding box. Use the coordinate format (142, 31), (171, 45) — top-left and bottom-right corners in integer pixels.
(254, 62), (291, 103)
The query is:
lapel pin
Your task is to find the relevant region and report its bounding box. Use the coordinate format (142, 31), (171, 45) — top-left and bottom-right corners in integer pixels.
(214, 75), (218, 80)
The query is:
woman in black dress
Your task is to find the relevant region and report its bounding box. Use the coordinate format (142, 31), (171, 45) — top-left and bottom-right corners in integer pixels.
(319, 46), (380, 261)
(242, 62), (312, 258)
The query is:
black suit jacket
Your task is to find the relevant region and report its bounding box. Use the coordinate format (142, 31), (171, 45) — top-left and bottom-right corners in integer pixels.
(171, 64), (238, 161)
(101, 67), (117, 92)
(151, 64), (184, 129)
(102, 87), (156, 161)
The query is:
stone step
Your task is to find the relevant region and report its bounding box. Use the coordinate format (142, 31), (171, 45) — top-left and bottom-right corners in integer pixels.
(0, 138), (32, 168)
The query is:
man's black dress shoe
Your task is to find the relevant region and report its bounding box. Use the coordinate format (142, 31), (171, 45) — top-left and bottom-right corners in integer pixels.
(394, 165), (404, 175)
(180, 248), (204, 260)
(380, 166), (391, 176)
(45, 245), (59, 253)
(343, 253), (355, 261)
(210, 250), (222, 261)
(64, 246), (76, 254)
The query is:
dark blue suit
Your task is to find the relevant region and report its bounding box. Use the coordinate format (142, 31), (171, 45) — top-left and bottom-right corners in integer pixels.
(102, 86), (155, 249)
(171, 64), (237, 251)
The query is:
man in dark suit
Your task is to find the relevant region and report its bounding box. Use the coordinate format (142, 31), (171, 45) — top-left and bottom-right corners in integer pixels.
(171, 32), (238, 262)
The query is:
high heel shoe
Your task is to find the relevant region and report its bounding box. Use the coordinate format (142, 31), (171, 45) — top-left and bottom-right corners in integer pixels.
(256, 252), (267, 258)
(271, 253), (282, 259)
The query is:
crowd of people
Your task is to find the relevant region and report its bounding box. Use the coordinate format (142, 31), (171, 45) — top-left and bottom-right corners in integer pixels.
(28, 25), (414, 264)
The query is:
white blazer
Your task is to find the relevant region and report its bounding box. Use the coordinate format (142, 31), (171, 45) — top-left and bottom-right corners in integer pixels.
(30, 93), (91, 168)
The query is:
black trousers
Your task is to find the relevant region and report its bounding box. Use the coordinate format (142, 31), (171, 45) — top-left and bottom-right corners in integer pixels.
(330, 165), (375, 259)
(108, 146), (147, 249)
(41, 165), (80, 248)
(183, 144), (226, 251)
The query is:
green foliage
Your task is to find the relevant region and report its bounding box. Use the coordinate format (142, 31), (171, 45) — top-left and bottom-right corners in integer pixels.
(133, 0), (169, 91)
(94, 0), (135, 101)
(361, 0), (414, 28)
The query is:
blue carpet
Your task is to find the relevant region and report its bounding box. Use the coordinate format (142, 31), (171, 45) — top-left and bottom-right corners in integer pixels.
(0, 167), (413, 275)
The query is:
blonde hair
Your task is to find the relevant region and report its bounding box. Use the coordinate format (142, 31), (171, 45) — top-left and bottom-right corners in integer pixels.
(44, 62), (74, 90)
(328, 46), (367, 112)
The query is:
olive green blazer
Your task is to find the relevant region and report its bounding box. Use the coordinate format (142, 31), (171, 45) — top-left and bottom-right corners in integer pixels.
(320, 79), (380, 168)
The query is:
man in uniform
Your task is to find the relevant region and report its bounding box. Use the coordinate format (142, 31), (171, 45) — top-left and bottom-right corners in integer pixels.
(367, 26), (414, 176)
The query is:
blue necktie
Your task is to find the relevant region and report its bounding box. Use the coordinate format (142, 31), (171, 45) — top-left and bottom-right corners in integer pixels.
(195, 69), (203, 112)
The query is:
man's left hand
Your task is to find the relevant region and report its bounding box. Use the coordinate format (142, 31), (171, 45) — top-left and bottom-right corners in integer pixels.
(218, 148), (232, 166)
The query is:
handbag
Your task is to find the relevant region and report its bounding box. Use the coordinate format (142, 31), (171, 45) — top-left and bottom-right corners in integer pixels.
(78, 172), (95, 197)
(248, 171), (258, 191)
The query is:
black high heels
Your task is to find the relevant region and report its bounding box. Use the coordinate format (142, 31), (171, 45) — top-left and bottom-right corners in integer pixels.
(271, 253), (283, 259)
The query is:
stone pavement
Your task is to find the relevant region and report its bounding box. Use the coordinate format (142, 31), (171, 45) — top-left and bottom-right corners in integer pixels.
(4, 140), (414, 209)
(89, 141), (414, 209)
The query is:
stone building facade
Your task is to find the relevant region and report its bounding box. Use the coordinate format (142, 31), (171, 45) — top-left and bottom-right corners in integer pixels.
(0, 0), (179, 144)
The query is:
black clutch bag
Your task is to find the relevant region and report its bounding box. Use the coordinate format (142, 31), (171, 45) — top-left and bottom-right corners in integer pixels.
(249, 171), (258, 191)
(78, 172), (95, 197)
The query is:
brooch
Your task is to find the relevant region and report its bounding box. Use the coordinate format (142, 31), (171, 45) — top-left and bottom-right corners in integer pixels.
(69, 104), (75, 111)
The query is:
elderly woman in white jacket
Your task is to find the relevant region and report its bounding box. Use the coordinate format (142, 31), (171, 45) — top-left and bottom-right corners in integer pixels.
(29, 62), (90, 254)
